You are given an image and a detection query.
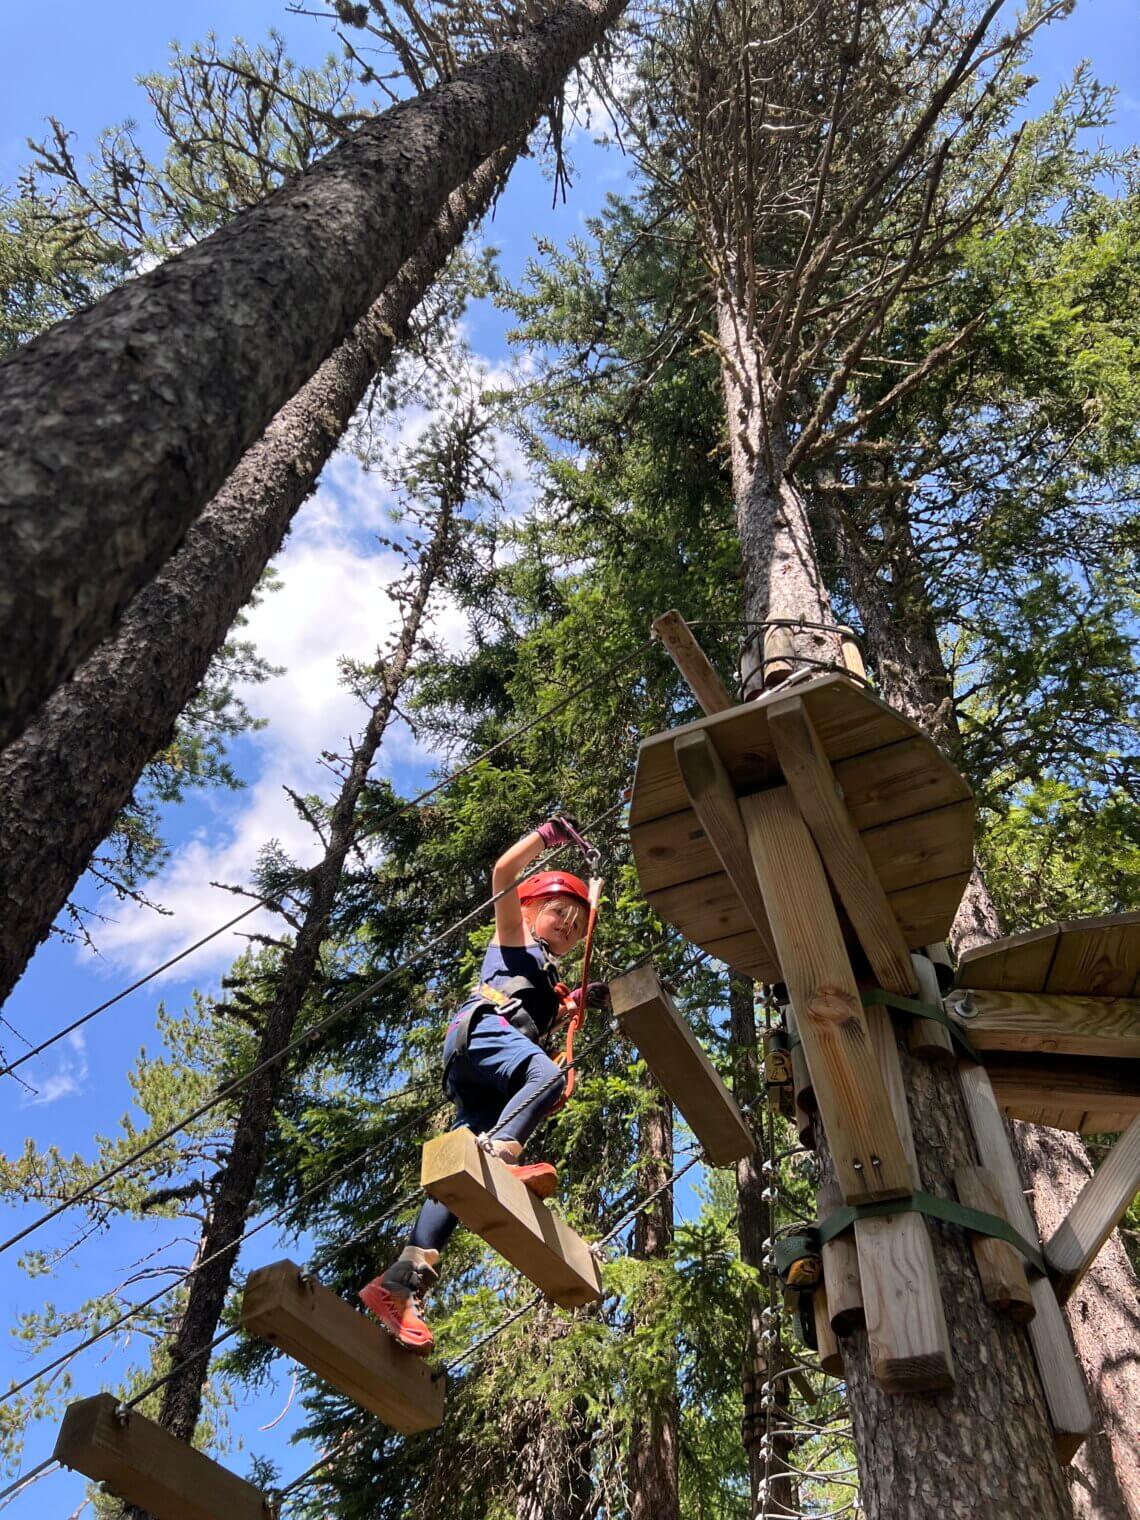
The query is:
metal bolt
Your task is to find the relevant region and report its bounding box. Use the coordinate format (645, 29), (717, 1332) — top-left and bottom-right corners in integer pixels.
(852, 1158), (864, 1172)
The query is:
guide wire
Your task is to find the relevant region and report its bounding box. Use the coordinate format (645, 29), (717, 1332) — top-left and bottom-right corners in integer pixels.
(0, 638), (652, 1088)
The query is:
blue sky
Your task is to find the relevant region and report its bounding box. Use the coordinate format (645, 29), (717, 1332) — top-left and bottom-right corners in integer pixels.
(1, 0), (1137, 1512)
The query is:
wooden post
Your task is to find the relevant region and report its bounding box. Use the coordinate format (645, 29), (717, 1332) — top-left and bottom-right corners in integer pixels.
(241, 1259), (445, 1433)
(907, 951), (957, 1066)
(953, 1168), (1034, 1323)
(818, 1176), (863, 1334)
(651, 610), (735, 715)
(53, 1393), (268, 1520)
(813, 1293), (844, 1376)
(838, 627), (866, 682)
(1045, 1116), (1140, 1303)
(957, 1063), (1093, 1462)
(739, 786), (911, 1204)
(421, 1127), (602, 1306)
(672, 729), (778, 965)
(610, 962), (754, 1165)
(785, 1007), (815, 1151)
(855, 1002), (955, 1393)
(767, 695), (919, 997)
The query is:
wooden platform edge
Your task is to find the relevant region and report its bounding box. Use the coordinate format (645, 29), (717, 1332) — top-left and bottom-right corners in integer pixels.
(53, 1393), (269, 1520)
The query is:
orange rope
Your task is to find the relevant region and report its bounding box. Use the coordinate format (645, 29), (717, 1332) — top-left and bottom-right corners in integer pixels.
(553, 876), (603, 1109)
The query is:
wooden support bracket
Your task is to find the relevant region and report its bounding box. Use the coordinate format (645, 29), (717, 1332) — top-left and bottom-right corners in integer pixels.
(53, 1393), (268, 1520)
(610, 962), (753, 1166)
(651, 610), (735, 715)
(907, 951), (957, 1066)
(672, 729), (778, 967)
(767, 695), (919, 997)
(241, 1259), (445, 1434)
(957, 1063), (1093, 1463)
(953, 1167), (1034, 1323)
(855, 1002), (955, 1394)
(740, 785), (911, 1203)
(1045, 1116), (1140, 1303)
(421, 1127), (602, 1307)
(818, 1176), (863, 1334)
(947, 988), (1140, 1061)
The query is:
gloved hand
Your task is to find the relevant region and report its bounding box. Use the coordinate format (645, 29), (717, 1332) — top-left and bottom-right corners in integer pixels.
(566, 981), (610, 1014)
(535, 814), (594, 856)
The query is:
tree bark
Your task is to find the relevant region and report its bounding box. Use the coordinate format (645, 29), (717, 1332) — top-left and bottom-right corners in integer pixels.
(627, 1086), (679, 1520)
(127, 451), (465, 1480)
(836, 497), (1140, 1516)
(0, 146), (513, 1012)
(0, 0), (628, 749)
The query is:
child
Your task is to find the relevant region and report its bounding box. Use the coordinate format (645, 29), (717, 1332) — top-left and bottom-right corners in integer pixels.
(359, 817), (600, 1354)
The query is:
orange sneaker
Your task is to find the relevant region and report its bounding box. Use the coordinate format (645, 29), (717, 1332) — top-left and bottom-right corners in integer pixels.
(505, 1161), (559, 1199)
(359, 1279), (435, 1356)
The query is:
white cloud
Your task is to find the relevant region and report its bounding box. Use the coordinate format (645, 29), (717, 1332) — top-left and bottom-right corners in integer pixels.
(24, 1030), (88, 1107)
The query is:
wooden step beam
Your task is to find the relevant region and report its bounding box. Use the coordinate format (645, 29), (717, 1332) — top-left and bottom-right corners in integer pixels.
(672, 729), (778, 967)
(740, 785), (911, 1204)
(610, 963), (753, 1166)
(957, 1063), (1093, 1463)
(241, 1259), (444, 1434)
(421, 1127), (602, 1306)
(947, 988), (1140, 1061)
(767, 695), (919, 998)
(1045, 1117), (1140, 1303)
(53, 1394), (267, 1520)
(856, 1002), (955, 1394)
(651, 610), (734, 715)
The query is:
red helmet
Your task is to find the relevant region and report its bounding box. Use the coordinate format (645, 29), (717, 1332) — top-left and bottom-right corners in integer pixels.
(518, 870), (590, 909)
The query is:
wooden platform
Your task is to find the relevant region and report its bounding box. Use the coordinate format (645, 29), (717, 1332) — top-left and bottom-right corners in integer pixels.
(610, 962), (753, 1166)
(241, 1259), (444, 1434)
(957, 912), (1140, 997)
(629, 673), (973, 983)
(421, 1128), (602, 1306)
(984, 1053), (1140, 1134)
(54, 1393), (267, 1520)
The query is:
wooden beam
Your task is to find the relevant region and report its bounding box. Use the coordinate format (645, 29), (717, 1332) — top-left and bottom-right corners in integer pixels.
(838, 627), (866, 682)
(856, 1002), (955, 1394)
(907, 951), (956, 1067)
(982, 1053), (1140, 1134)
(1046, 1117), (1140, 1303)
(651, 610), (735, 715)
(957, 1063), (1093, 1463)
(818, 1176), (863, 1334)
(767, 695), (918, 997)
(241, 1259), (445, 1434)
(53, 1394), (267, 1520)
(813, 1293), (844, 1376)
(421, 1127), (602, 1307)
(785, 1006), (816, 1151)
(611, 963), (753, 1166)
(953, 1167), (1034, 1324)
(946, 988), (1140, 1061)
(673, 729), (778, 966)
(740, 785), (911, 1203)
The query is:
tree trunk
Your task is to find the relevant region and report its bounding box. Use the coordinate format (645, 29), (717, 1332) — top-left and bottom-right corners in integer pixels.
(714, 283), (843, 688)
(728, 974), (798, 1518)
(627, 1087), (679, 1520)
(836, 494), (1140, 1516)
(0, 0), (628, 749)
(0, 146), (513, 1011)
(128, 468), (463, 1482)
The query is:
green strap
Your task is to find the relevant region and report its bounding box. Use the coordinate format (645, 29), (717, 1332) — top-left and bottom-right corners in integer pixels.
(861, 988), (980, 1063)
(817, 1190), (1047, 1278)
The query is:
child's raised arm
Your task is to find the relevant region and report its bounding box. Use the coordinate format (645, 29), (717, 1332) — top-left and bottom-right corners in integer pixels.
(491, 829), (545, 945)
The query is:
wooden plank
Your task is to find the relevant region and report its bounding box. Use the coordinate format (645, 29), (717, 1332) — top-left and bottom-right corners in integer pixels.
(907, 951), (957, 1066)
(856, 1003), (955, 1393)
(818, 1176), (863, 1334)
(983, 1054), (1140, 1134)
(702, 928), (778, 982)
(1047, 912), (1140, 996)
(241, 1260), (444, 1434)
(1045, 1117), (1140, 1302)
(946, 989), (1140, 1061)
(957, 924), (1060, 993)
(786, 1006), (816, 1150)
(421, 1127), (602, 1307)
(885, 872), (971, 953)
(957, 1064), (1093, 1463)
(53, 1394), (267, 1520)
(953, 1167), (1034, 1323)
(832, 739), (972, 830)
(813, 1293), (845, 1376)
(646, 869), (754, 947)
(768, 694), (918, 996)
(740, 785), (911, 1204)
(611, 962), (753, 1166)
(651, 610), (735, 715)
(673, 730), (778, 965)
